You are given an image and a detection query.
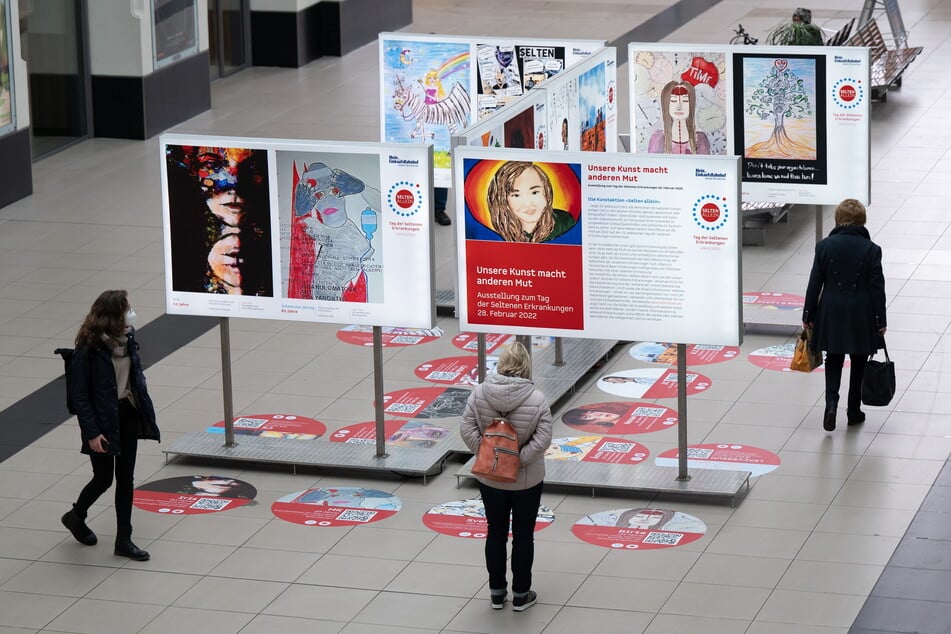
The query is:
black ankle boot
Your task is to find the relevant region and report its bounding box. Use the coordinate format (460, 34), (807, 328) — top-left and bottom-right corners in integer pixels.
(115, 539), (150, 561)
(847, 409), (866, 425)
(823, 399), (838, 431)
(61, 507), (97, 545)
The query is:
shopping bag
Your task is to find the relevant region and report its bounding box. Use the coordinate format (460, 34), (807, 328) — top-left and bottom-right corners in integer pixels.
(862, 341), (895, 406)
(789, 328), (821, 372)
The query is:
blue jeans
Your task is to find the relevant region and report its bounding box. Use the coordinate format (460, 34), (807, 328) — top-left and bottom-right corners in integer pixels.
(478, 481), (543, 594)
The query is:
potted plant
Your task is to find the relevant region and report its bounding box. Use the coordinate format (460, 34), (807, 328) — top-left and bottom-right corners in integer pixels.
(766, 8), (825, 45)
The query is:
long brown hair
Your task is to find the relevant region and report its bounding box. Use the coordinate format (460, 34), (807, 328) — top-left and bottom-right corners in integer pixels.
(75, 290), (129, 349)
(660, 80), (698, 154)
(487, 162), (555, 242)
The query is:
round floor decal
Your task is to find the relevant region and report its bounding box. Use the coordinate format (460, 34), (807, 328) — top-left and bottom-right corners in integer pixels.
(380, 386), (471, 418)
(134, 476), (256, 514)
(597, 368), (711, 399)
(271, 487), (401, 526)
(414, 355), (498, 385)
(451, 333), (554, 353)
(422, 498), (554, 538)
(336, 325), (443, 347)
(655, 444), (781, 476)
(206, 414), (326, 439)
(561, 402), (677, 435)
(629, 342), (740, 365)
(743, 291), (805, 311)
(545, 436), (649, 464)
(572, 508), (706, 550)
(748, 343), (842, 373)
(329, 420), (451, 448)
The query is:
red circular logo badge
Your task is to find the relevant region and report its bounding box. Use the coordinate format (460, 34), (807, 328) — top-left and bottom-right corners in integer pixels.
(394, 189), (415, 209)
(700, 203), (720, 222)
(839, 84), (857, 102)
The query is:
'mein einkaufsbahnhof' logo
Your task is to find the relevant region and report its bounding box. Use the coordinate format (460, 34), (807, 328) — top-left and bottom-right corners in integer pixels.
(388, 181), (423, 217)
(692, 194), (729, 231)
(832, 78), (864, 109)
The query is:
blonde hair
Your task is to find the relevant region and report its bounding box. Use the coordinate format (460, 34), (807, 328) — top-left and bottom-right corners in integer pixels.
(835, 198), (867, 227)
(496, 341), (532, 379)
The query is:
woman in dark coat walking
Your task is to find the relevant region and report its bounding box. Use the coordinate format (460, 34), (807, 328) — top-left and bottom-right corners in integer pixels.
(61, 290), (160, 560)
(803, 199), (886, 431)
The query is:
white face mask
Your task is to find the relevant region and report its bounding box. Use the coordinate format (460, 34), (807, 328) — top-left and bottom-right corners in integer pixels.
(125, 308), (137, 331)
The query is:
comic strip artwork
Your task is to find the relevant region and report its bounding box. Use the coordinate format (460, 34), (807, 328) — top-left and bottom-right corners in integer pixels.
(734, 54), (827, 185)
(632, 50), (727, 155)
(578, 62), (607, 151)
(383, 39), (472, 170)
(165, 145), (273, 296)
(278, 151), (383, 303)
(476, 44), (567, 119)
(0, 0), (14, 135)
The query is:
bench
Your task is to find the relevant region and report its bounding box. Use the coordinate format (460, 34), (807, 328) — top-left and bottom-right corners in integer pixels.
(825, 18), (855, 47)
(845, 19), (922, 101)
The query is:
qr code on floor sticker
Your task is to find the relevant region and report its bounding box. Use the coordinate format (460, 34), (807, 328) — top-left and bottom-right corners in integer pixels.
(345, 438), (375, 445)
(426, 371), (461, 381)
(632, 406), (666, 417)
(600, 442), (635, 453)
(234, 417), (267, 429)
(643, 531), (683, 545)
(336, 509), (378, 522)
(386, 403), (421, 414)
(686, 448), (715, 459)
(189, 498), (232, 511)
(390, 336), (424, 344)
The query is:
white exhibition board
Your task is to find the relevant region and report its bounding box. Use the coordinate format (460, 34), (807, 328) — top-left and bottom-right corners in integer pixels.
(160, 134), (435, 328)
(379, 33), (603, 186)
(628, 43), (870, 205)
(457, 48), (619, 155)
(454, 146), (742, 345)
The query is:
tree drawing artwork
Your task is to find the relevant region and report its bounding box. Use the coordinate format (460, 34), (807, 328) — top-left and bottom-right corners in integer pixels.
(745, 59), (816, 159)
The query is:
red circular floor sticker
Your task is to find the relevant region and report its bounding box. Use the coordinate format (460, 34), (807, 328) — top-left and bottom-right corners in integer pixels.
(561, 402), (677, 435)
(748, 344), (843, 373)
(597, 368), (711, 398)
(207, 414), (326, 439)
(629, 342), (740, 365)
(452, 333), (554, 353)
(572, 508), (706, 550)
(414, 356), (497, 385)
(743, 291), (805, 310)
(545, 436), (649, 464)
(422, 498), (554, 538)
(380, 386), (471, 418)
(337, 325), (443, 347)
(329, 420), (451, 448)
(271, 487), (401, 526)
(655, 443), (781, 476)
(134, 476), (256, 514)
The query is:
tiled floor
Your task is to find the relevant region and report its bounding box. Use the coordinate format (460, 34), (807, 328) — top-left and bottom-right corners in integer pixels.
(1, 0), (951, 632)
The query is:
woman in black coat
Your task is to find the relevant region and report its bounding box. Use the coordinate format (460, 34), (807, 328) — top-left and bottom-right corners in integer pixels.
(61, 290), (160, 560)
(803, 199), (887, 431)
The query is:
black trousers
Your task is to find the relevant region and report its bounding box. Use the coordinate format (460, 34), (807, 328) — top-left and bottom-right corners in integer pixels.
(824, 353), (868, 412)
(74, 400), (139, 541)
(478, 481), (543, 594)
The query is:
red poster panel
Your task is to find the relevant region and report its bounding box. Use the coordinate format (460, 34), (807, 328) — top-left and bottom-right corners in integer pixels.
(748, 344), (843, 373)
(597, 368), (711, 398)
(207, 414), (326, 439)
(629, 342), (740, 365)
(329, 420), (452, 448)
(336, 325), (443, 347)
(572, 508), (706, 550)
(743, 291), (805, 311)
(655, 444), (781, 476)
(561, 402), (677, 435)
(271, 487), (400, 526)
(545, 436), (649, 464)
(415, 355), (496, 385)
(380, 386), (471, 418)
(422, 498), (554, 538)
(134, 476), (256, 514)
(452, 332), (554, 353)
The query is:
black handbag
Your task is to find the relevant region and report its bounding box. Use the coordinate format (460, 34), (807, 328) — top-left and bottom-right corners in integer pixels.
(862, 340), (895, 406)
